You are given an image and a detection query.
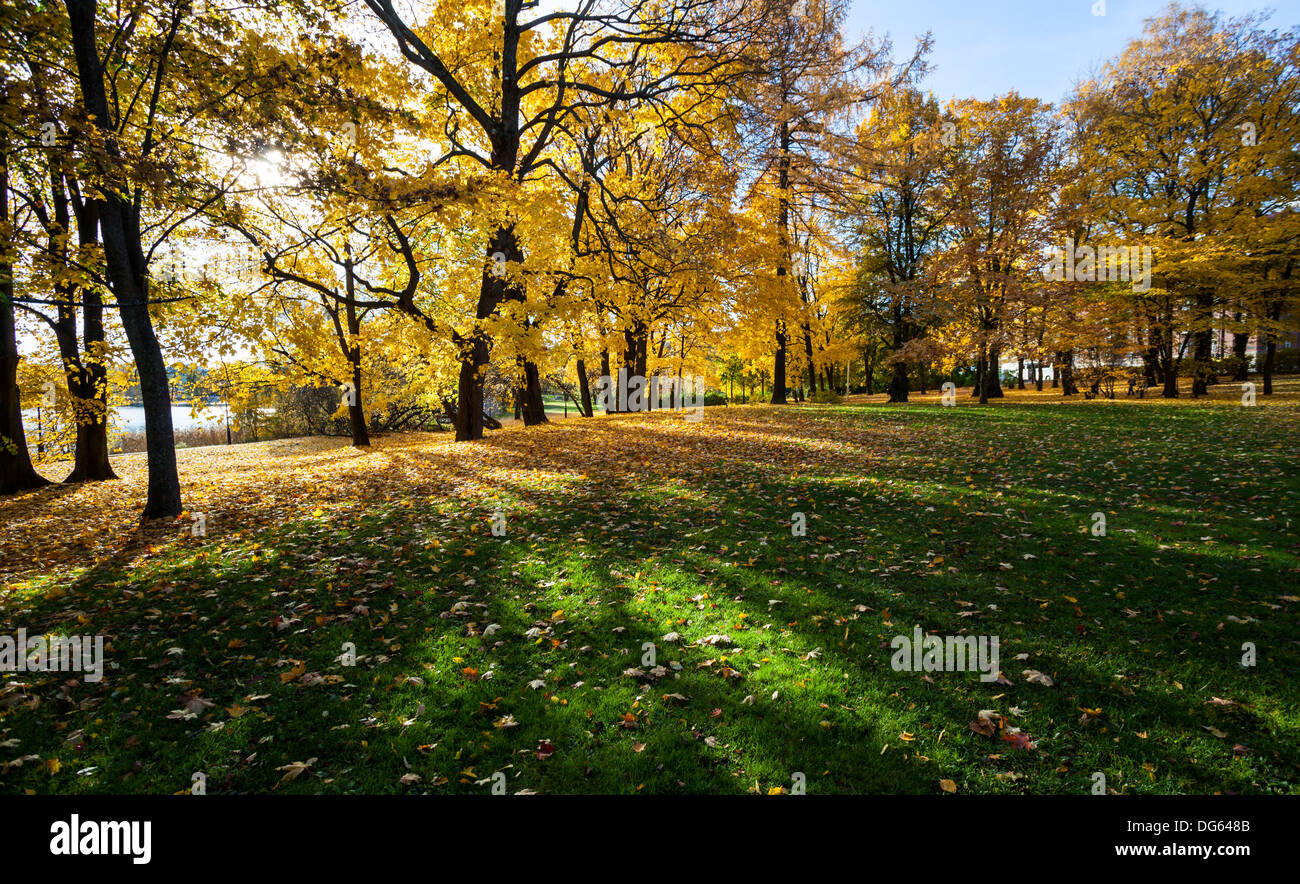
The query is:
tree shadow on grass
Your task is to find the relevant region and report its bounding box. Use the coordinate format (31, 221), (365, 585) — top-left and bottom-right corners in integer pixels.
(2, 404), (1296, 793)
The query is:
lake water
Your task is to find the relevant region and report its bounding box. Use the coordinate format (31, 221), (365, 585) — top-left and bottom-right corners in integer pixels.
(23, 404), (229, 433)
(114, 405), (228, 433)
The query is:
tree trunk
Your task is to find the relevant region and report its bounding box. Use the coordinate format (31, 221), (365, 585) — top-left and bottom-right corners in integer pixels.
(887, 360), (908, 403)
(1231, 325), (1250, 382)
(48, 169), (116, 483)
(1191, 289), (1216, 396)
(1143, 340), (1160, 387)
(984, 347), (1005, 398)
(771, 321), (788, 404)
(457, 224), (525, 439)
(68, 415), (114, 482)
(457, 239), (504, 441)
(348, 358), (369, 447)
(1262, 334), (1275, 396)
(52, 292), (116, 483)
(977, 347), (989, 405)
(576, 357), (593, 417)
(1160, 351), (1178, 398)
(60, 312), (116, 482)
(1263, 300), (1283, 395)
(0, 308), (48, 495)
(600, 349), (612, 413)
(1056, 351), (1078, 396)
(621, 321), (649, 412)
(520, 358), (547, 424)
(802, 323), (816, 393)
(343, 265), (370, 448)
(1191, 328), (1213, 396)
(771, 113), (793, 407)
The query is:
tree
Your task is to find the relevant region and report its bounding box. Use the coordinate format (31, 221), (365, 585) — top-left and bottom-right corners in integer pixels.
(735, 0), (919, 403)
(62, 0), (187, 518)
(939, 94), (1058, 404)
(2, 2), (118, 482)
(0, 106), (51, 494)
(1078, 5), (1300, 397)
(842, 87), (950, 403)
(362, 0), (752, 440)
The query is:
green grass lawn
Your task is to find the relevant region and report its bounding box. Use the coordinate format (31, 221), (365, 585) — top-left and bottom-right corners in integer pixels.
(493, 394), (576, 422)
(1, 394), (1297, 794)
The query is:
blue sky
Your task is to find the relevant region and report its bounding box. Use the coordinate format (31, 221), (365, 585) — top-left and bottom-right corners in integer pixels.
(845, 0), (1300, 103)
